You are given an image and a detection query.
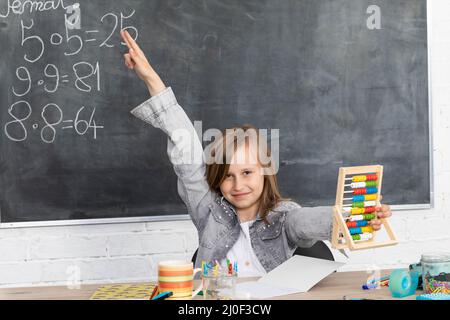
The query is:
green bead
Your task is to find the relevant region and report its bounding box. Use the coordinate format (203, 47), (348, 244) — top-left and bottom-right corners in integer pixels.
(366, 181), (377, 187)
(352, 202), (364, 208)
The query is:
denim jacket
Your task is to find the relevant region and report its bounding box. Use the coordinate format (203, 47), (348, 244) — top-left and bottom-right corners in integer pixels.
(131, 87), (334, 273)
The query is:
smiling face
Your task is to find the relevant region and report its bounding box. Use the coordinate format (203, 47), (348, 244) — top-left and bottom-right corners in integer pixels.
(219, 143), (265, 218)
(206, 125), (283, 223)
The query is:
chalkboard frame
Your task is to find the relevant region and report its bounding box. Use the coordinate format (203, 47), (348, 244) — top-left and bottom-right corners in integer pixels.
(0, 1), (434, 228)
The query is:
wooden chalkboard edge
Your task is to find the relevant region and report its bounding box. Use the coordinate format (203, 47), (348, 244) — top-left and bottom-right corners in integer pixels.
(0, 203), (432, 228)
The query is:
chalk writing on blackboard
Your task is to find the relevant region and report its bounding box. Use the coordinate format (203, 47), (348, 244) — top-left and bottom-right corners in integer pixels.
(3, 3), (139, 144)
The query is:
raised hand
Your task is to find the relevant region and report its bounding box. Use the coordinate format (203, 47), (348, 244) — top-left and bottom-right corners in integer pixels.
(120, 30), (166, 96)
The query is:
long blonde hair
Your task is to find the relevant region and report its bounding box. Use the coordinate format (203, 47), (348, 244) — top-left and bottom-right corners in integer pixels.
(205, 125), (286, 223)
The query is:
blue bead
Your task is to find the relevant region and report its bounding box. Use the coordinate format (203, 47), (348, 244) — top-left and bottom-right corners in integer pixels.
(366, 187), (378, 194)
(349, 227), (362, 235)
(353, 195), (365, 202)
(357, 220), (368, 227)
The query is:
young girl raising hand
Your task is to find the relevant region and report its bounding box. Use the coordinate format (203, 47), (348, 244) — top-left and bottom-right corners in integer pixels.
(120, 30), (392, 277)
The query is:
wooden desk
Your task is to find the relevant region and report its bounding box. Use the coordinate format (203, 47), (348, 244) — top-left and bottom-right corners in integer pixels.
(0, 270), (418, 300)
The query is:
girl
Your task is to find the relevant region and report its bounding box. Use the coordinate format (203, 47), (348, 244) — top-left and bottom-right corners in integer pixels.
(120, 30), (392, 277)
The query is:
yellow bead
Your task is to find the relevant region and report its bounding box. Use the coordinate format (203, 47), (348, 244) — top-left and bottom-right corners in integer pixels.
(365, 194), (377, 201)
(351, 208), (365, 215)
(352, 175), (367, 182)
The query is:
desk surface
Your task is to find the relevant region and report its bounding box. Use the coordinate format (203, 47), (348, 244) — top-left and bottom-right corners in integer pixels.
(0, 270), (418, 300)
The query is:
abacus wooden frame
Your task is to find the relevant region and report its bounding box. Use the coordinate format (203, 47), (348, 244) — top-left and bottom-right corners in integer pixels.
(331, 165), (398, 250)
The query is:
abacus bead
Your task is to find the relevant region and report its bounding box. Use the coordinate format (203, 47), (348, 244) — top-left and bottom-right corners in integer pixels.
(353, 233), (372, 241)
(366, 181), (377, 187)
(356, 220), (368, 227)
(364, 213), (375, 220)
(350, 182), (366, 189)
(352, 175), (367, 182)
(351, 208), (365, 215)
(352, 234), (361, 240)
(364, 194), (377, 201)
(366, 187), (378, 194)
(346, 221), (357, 228)
(349, 227), (362, 235)
(364, 207), (376, 213)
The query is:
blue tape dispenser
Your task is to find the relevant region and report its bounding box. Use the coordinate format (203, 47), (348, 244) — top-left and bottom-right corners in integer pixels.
(389, 269), (419, 298)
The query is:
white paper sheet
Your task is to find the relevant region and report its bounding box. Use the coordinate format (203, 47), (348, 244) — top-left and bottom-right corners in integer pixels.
(234, 255), (345, 299)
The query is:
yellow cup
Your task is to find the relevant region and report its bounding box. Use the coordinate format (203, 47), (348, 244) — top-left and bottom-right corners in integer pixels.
(157, 260), (202, 300)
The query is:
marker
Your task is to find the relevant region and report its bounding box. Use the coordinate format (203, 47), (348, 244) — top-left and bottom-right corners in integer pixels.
(151, 291), (173, 300)
(362, 283), (378, 290)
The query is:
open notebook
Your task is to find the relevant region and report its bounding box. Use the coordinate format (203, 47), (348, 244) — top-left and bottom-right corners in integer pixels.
(234, 255), (345, 299)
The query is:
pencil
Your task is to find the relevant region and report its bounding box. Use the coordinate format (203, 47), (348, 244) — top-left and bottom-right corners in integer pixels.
(150, 285), (159, 300)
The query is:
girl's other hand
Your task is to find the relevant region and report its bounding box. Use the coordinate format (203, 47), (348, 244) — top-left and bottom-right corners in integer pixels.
(120, 30), (166, 96)
(369, 203), (392, 231)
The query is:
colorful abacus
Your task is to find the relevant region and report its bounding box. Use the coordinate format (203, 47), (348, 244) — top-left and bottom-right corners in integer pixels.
(331, 165), (398, 250)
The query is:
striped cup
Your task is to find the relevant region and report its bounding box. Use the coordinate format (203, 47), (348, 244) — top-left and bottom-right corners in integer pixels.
(157, 260), (202, 300)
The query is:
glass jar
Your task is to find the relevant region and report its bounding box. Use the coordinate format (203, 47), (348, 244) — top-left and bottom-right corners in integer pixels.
(202, 272), (237, 300)
(420, 252), (450, 294)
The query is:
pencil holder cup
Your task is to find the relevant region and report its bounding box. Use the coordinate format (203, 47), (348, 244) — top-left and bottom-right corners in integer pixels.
(202, 272), (237, 300)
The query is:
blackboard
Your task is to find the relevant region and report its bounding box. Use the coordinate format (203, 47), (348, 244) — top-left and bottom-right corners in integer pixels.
(0, 0), (430, 224)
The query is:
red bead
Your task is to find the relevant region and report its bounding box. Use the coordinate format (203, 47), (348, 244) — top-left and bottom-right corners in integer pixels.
(366, 174), (378, 181)
(353, 188), (367, 195)
(346, 221), (357, 228)
(364, 207), (376, 213)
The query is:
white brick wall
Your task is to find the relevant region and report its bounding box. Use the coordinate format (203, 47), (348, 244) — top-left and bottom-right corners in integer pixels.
(1, 1), (450, 288)
(0, 222), (197, 287)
